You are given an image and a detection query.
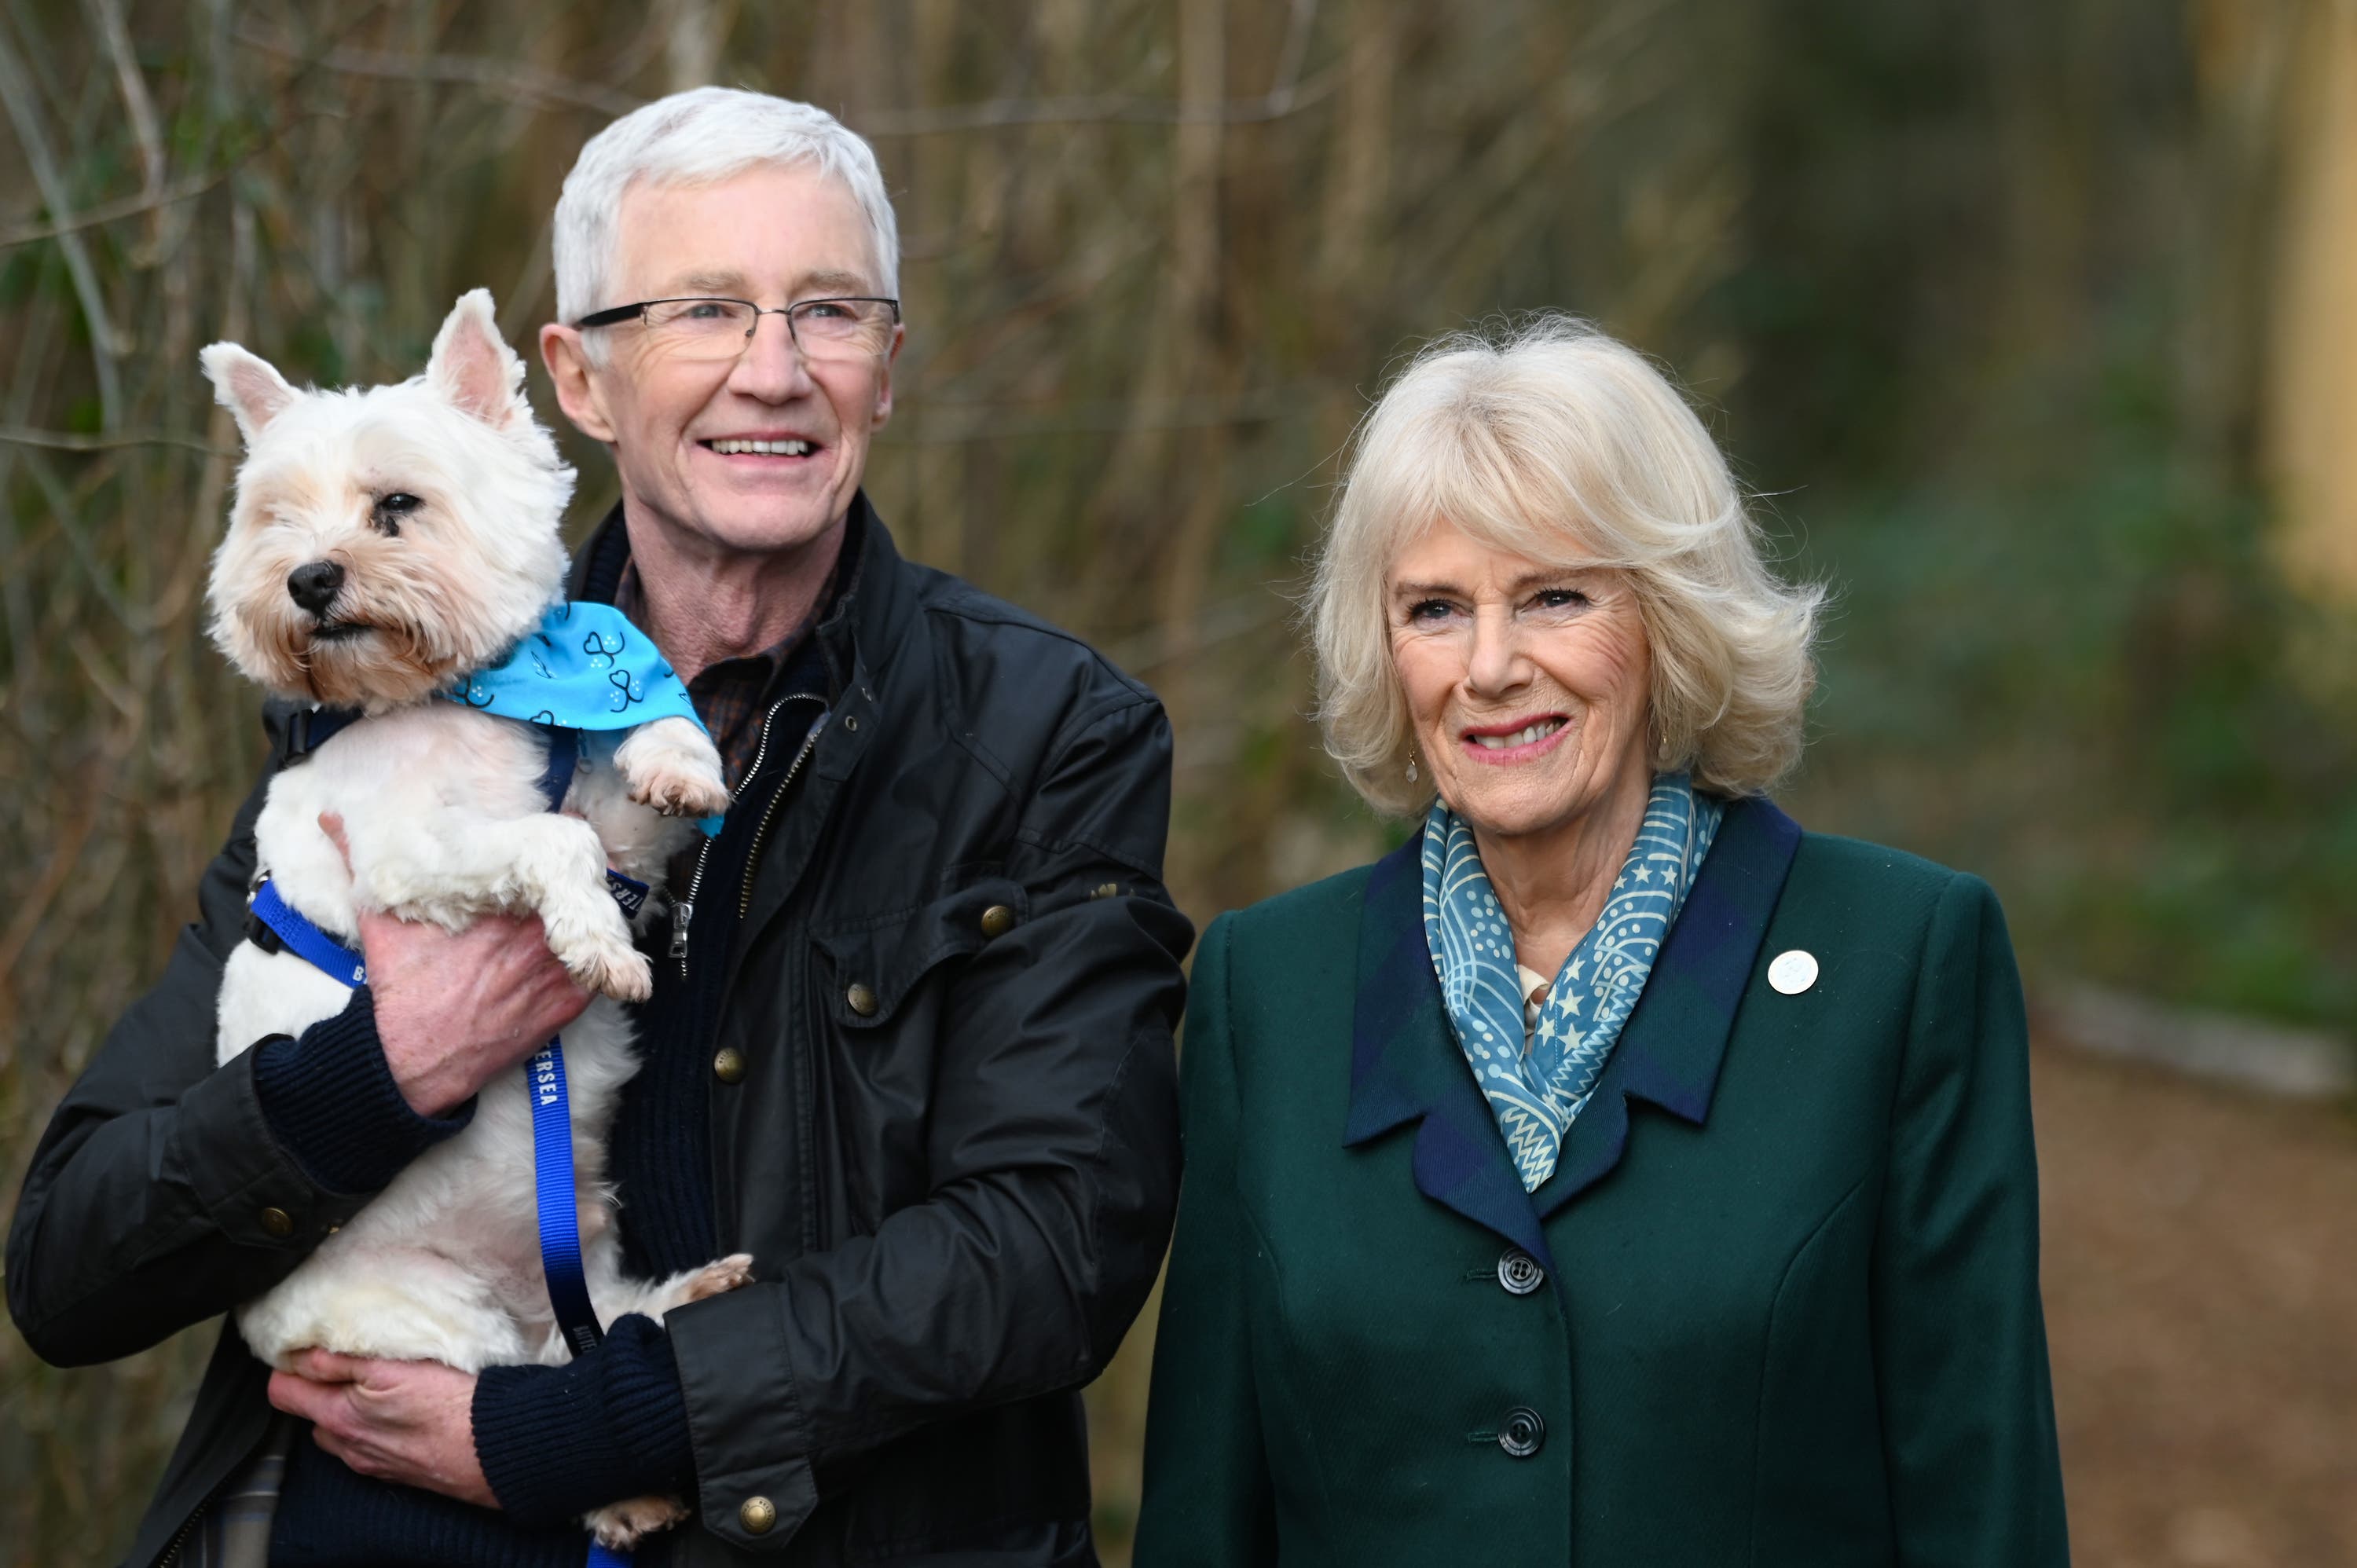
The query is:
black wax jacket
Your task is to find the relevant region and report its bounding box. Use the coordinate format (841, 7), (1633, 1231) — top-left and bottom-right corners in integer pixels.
(6, 499), (1193, 1565)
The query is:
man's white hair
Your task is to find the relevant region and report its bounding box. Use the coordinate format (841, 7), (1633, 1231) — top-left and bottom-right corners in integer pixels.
(552, 86), (900, 332)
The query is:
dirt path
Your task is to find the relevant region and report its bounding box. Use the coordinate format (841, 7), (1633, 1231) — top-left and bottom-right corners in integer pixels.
(2036, 1043), (2357, 1566)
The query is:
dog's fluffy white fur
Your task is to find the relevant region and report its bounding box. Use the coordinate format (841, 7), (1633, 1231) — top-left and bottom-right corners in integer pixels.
(203, 290), (739, 1548)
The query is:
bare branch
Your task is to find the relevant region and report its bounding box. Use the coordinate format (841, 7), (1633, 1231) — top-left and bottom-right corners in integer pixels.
(855, 60), (1349, 136)
(889, 389), (1314, 445)
(236, 24), (1348, 137)
(0, 425), (234, 456)
(82, 0), (167, 207)
(1269, 0), (1321, 104)
(236, 25), (648, 117)
(0, 13), (126, 428)
(0, 172), (228, 249)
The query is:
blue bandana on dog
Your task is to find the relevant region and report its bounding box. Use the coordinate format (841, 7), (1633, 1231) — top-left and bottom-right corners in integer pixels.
(447, 602), (701, 731)
(442, 601), (720, 833)
(1420, 773), (1724, 1191)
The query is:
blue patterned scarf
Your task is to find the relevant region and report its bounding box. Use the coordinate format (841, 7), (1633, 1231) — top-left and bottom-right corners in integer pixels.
(1420, 773), (1725, 1190)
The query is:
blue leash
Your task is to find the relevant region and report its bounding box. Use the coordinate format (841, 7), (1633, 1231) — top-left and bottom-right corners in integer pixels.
(526, 1038), (603, 1359)
(248, 815), (648, 1565)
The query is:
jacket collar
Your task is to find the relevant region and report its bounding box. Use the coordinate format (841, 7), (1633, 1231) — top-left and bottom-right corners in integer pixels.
(570, 489), (918, 697)
(1343, 794), (1802, 1259)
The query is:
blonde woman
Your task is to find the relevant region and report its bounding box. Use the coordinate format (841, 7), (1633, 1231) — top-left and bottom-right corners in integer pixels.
(1135, 317), (2067, 1566)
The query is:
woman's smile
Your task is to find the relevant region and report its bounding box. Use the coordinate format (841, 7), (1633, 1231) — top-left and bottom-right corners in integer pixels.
(1459, 713), (1572, 764)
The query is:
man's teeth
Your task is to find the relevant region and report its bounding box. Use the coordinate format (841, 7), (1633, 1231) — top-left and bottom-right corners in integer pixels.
(709, 438), (813, 456)
(1472, 718), (1567, 749)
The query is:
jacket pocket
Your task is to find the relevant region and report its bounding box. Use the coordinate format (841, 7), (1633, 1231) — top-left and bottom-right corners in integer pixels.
(808, 877), (1029, 1029)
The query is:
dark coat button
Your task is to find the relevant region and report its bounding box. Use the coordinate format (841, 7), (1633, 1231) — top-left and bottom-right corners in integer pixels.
(1496, 1247), (1545, 1295)
(1498, 1406), (1545, 1458)
(980, 904), (1016, 939)
(713, 1047), (746, 1083)
(259, 1207), (294, 1238)
(846, 983), (878, 1017)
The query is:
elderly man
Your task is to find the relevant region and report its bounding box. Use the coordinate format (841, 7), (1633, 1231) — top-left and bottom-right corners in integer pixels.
(6, 89), (1190, 1566)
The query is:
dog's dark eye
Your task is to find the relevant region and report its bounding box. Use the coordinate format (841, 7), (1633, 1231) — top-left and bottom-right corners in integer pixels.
(372, 493), (422, 535)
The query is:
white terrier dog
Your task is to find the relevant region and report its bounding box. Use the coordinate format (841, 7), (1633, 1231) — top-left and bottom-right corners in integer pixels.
(203, 289), (740, 1548)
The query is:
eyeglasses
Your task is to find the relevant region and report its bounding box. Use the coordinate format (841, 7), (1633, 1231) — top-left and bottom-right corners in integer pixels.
(572, 295), (901, 363)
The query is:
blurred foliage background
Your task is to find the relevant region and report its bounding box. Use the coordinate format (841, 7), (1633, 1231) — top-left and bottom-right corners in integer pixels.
(3, 0), (2355, 1563)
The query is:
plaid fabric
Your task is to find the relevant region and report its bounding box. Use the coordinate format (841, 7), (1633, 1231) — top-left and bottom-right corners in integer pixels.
(181, 1417), (293, 1568)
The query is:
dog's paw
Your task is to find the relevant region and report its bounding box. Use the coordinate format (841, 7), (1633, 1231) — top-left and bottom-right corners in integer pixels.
(624, 755), (731, 819)
(617, 717), (732, 818)
(585, 1494), (689, 1551)
(682, 1252), (757, 1303)
(565, 936), (653, 1002)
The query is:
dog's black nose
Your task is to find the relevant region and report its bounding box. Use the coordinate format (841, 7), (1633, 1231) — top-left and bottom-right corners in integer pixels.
(286, 561), (345, 616)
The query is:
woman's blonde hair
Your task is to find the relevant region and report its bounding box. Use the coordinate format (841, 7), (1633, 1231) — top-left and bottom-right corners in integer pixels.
(1309, 315), (1822, 815)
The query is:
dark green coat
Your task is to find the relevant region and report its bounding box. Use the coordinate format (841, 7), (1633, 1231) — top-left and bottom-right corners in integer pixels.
(1136, 797), (2068, 1566)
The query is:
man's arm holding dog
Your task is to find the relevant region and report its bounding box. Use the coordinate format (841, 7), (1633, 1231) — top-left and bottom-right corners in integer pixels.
(5, 720), (585, 1367)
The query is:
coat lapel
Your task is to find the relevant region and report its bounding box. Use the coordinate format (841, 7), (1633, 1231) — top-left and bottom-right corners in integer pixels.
(1533, 793), (1802, 1218)
(1343, 835), (1555, 1268)
(1340, 797), (1805, 1255)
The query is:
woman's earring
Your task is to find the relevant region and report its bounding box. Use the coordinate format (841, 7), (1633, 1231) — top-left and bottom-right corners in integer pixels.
(1406, 749), (1419, 783)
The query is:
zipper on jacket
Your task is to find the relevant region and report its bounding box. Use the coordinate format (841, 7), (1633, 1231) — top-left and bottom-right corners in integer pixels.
(669, 693), (827, 974)
(738, 702), (830, 919)
(157, 1481), (221, 1568)
(159, 1506), (203, 1567)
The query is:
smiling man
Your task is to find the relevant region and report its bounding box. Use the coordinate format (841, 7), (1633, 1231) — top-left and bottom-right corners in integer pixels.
(8, 90), (1190, 1568)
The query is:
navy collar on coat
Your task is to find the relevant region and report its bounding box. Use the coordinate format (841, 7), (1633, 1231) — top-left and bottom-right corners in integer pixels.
(1342, 794), (1803, 1268)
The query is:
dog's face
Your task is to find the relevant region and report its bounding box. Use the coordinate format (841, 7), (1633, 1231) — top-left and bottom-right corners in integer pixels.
(202, 290), (577, 711)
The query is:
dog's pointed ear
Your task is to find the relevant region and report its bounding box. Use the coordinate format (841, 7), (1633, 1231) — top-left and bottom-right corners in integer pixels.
(427, 288), (529, 430)
(199, 343), (299, 444)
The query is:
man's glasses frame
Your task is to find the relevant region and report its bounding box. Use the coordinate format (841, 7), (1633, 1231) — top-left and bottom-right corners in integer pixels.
(571, 295), (902, 361)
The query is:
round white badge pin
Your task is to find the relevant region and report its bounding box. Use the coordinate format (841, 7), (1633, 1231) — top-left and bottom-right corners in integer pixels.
(1767, 949), (1819, 995)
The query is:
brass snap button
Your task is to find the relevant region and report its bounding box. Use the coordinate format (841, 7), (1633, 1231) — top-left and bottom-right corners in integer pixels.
(980, 904), (1016, 939)
(1090, 881), (1120, 899)
(713, 1047), (746, 1083)
(739, 1494), (777, 1533)
(846, 983), (878, 1017)
(259, 1207), (294, 1239)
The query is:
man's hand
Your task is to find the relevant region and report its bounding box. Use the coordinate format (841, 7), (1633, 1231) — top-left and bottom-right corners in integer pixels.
(321, 813), (591, 1117)
(268, 1350), (497, 1509)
